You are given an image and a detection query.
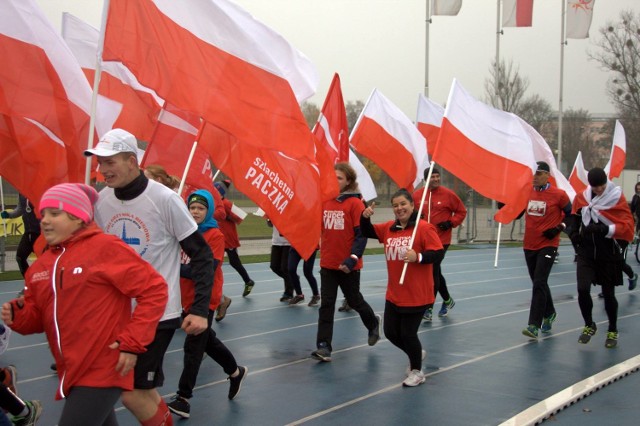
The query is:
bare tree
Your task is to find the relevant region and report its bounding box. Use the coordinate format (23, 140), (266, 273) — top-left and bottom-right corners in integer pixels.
(484, 59), (529, 113)
(345, 100), (364, 133)
(300, 101), (320, 129)
(589, 9), (640, 168)
(518, 94), (553, 133)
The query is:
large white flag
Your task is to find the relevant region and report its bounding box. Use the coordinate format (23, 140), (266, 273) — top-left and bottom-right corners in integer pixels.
(432, 0), (463, 16)
(566, 0), (595, 39)
(350, 89), (429, 192)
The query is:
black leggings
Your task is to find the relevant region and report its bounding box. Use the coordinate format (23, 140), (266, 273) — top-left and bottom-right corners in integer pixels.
(383, 301), (426, 370)
(58, 386), (120, 426)
(225, 248), (252, 283)
(15, 232), (39, 277)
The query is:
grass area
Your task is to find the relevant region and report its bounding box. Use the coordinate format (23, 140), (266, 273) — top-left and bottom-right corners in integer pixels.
(0, 271), (22, 281)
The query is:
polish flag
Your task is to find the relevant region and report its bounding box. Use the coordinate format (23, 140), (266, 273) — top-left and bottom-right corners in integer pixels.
(434, 79), (534, 224)
(104, 0), (319, 161)
(0, 0), (119, 201)
(566, 0), (595, 39)
(568, 151), (588, 194)
(312, 74), (377, 201)
(416, 94), (444, 157)
(62, 13), (162, 142)
(432, 0), (463, 16)
(141, 104), (217, 199)
(502, 0), (534, 27)
(200, 122), (324, 260)
(350, 89), (429, 192)
(604, 120), (625, 179)
(523, 117), (576, 201)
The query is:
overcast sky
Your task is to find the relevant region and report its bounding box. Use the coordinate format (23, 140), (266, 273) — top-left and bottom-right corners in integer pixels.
(37, 0), (637, 119)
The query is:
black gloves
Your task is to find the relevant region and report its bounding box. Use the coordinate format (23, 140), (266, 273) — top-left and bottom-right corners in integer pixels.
(584, 221), (608, 236)
(437, 220), (453, 231)
(543, 224), (565, 240)
(342, 257), (357, 271)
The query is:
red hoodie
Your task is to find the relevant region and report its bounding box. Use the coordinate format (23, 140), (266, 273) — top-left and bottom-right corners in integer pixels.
(10, 224), (167, 399)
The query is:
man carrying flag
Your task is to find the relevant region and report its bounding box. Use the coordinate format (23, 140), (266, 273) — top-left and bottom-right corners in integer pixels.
(520, 161), (571, 339)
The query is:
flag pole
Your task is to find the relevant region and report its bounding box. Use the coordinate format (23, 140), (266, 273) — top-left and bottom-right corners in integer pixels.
(177, 121), (207, 197)
(494, 222), (502, 268)
(491, 0), (502, 243)
(557, 0), (567, 172)
(0, 177), (7, 237)
(84, 0), (112, 185)
(424, 0), (431, 97)
(400, 160), (435, 285)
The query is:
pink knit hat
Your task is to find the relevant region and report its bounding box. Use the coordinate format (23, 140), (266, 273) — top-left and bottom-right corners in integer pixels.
(39, 183), (99, 224)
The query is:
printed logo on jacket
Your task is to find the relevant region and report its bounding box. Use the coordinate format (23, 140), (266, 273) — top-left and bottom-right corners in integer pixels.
(323, 210), (345, 230)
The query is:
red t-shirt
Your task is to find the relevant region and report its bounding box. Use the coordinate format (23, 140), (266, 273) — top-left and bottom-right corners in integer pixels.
(413, 185), (466, 245)
(372, 220), (443, 307)
(320, 195), (365, 270)
(180, 227), (225, 312)
(523, 186), (570, 250)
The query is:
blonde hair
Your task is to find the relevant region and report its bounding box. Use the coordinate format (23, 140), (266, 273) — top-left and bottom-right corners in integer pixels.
(144, 164), (181, 190)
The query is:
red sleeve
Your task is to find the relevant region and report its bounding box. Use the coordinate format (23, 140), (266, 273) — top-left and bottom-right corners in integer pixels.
(110, 243), (168, 354)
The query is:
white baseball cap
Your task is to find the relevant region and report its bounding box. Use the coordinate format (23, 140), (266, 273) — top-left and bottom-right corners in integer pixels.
(84, 129), (138, 157)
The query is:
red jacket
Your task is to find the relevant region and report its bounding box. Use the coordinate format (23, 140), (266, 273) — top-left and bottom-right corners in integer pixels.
(413, 185), (466, 245)
(180, 227), (225, 312)
(218, 198), (242, 249)
(10, 224), (167, 399)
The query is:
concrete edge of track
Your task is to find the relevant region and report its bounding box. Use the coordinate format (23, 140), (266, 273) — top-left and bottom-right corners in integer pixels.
(499, 354), (640, 426)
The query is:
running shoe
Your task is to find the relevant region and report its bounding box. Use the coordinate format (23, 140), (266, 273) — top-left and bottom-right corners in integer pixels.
(242, 280), (255, 297)
(228, 366), (248, 400)
(605, 331), (618, 349)
(541, 312), (557, 333)
(522, 325), (539, 339)
(403, 370), (426, 387)
(578, 324), (597, 344)
(438, 298), (456, 317)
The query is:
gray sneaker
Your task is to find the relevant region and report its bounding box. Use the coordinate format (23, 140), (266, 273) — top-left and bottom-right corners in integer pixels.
(12, 400), (42, 426)
(368, 314), (382, 346)
(311, 344), (332, 362)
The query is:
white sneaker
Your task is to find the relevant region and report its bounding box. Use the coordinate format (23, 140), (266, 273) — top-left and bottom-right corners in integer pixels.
(0, 326), (11, 355)
(405, 350), (427, 376)
(403, 369), (426, 387)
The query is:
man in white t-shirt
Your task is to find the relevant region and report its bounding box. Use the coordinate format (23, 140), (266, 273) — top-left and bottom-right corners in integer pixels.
(85, 129), (214, 425)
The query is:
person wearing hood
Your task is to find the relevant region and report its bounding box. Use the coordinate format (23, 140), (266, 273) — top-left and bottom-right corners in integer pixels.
(311, 162), (381, 363)
(167, 189), (247, 419)
(1, 183), (167, 425)
(360, 189), (444, 387)
(566, 167), (634, 348)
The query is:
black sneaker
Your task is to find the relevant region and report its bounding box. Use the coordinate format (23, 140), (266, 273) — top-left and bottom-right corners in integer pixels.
(242, 280), (255, 297)
(228, 366), (248, 400)
(368, 314), (382, 346)
(279, 293), (293, 302)
(167, 395), (190, 418)
(308, 295), (320, 307)
(578, 324), (597, 344)
(311, 345), (332, 362)
(605, 331), (618, 348)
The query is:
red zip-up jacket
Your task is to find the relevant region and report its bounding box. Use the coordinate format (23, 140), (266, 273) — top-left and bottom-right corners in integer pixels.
(9, 224), (168, 399)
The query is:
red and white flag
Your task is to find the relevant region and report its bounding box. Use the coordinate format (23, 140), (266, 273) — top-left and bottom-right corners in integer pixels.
(566, 0), (595, 39)
(312, 74), (377, 201)
(350, 89), (429, 192)
(432, 0), (463, 16)
(104, 0), (318, 160)
(604, 120), (625, 179)
(416, 94), (444, 157)
(568, 151), (588, 194)
(502, 0), (534, 27)
(62, 13), (162, 142)
(434, 79), (534, 224)
(200, 122), (325, 260)
(523, 117), (576, 201)
(0, 0), (119, 202)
